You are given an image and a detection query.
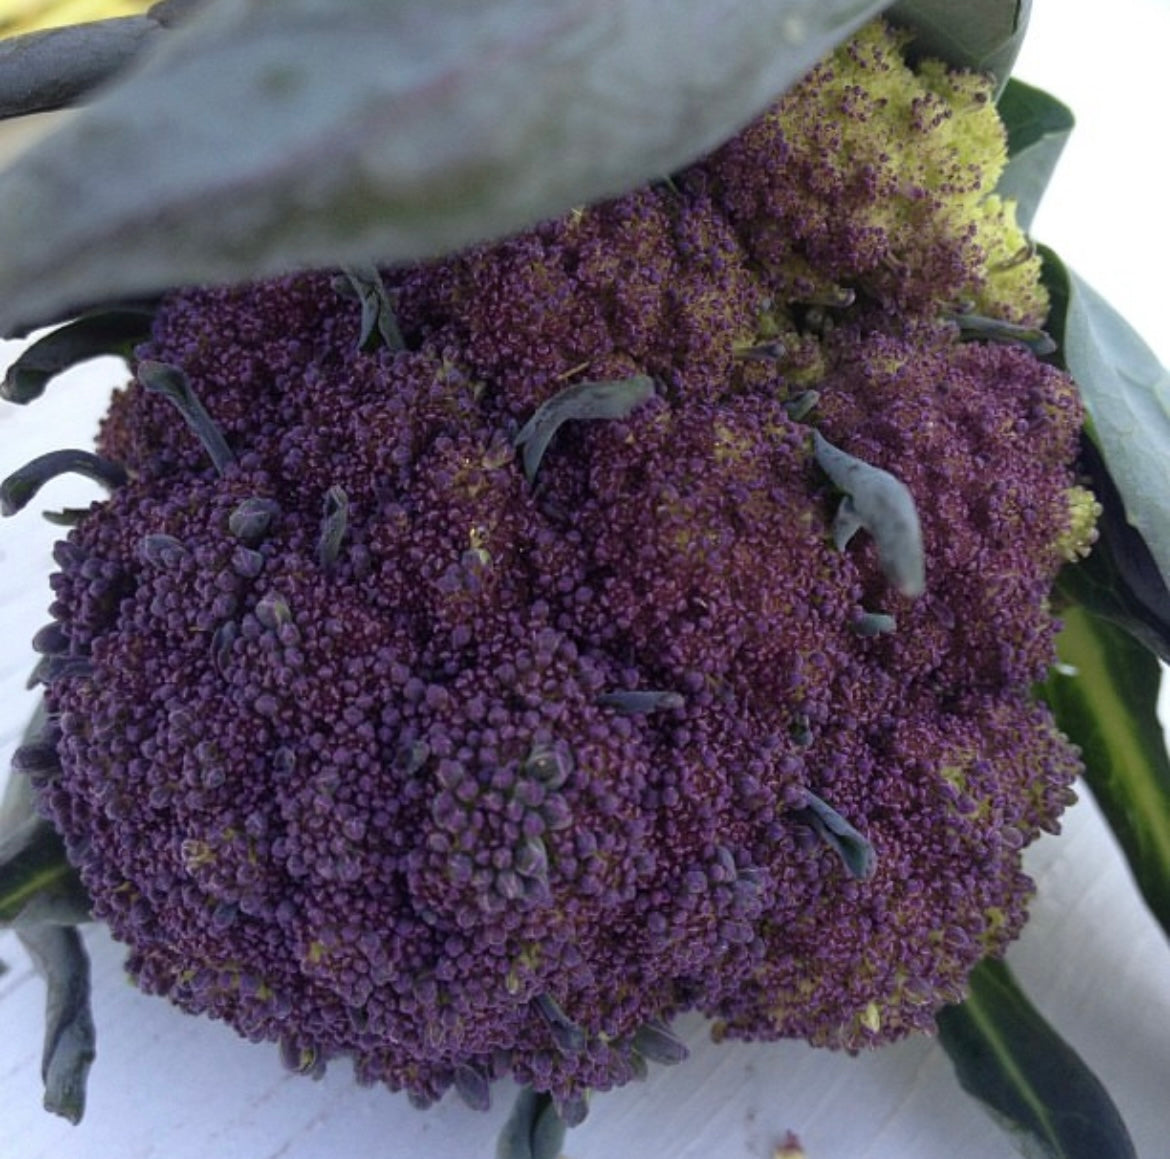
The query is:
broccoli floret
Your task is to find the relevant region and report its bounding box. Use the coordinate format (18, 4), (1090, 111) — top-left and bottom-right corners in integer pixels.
(19, 19), (1089, 1119)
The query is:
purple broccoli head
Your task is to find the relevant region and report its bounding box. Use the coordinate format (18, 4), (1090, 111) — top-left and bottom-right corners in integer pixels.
(22, 19), (1087, 1119)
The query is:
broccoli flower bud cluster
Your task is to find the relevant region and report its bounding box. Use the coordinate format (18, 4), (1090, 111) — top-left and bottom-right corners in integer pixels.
(21, 19), (1087, 1119)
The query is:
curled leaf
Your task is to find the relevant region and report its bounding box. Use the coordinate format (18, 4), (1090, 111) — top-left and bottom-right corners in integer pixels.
(813, 431), (925, 598)
(995, 78), (1074, 232)
(950, 310), (1056, 356)
(889, 0), (1030, 89)
(338, 264), (405, 353)
(138, 359), (235, 474)
(793, 790), (876, 881)
(317, 484), (349, 571)
(851, 611), (896, 637)
(0, 449), (128, 516)
(16, 924), (97, 1124)
(1055, 436), (1170, 663)
(1, 309), (154, 403)
(596, 689), (685, 715)
(1041, 249), (1170, 593)
(0, 15), (161, 119)
(631, 1018), (689, 1066)
(496, 1086), (568, 1159)
(533, 992), (586, 1056)
(514, 375), (654, 483)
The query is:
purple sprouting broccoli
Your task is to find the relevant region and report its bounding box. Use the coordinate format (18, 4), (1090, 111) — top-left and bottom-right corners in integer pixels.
(11, 19), (1092, 1122)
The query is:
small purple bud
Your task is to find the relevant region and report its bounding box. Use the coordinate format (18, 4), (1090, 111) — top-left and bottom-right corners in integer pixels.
(211, 620), (237, 676)
(31, 622), (70, 655)
(524, 743), (573, 789)
(515, 836), (548, 880)
(539, 795), (573, 831)
(231, 546), (265, 578)
(11, 741), (61, 784)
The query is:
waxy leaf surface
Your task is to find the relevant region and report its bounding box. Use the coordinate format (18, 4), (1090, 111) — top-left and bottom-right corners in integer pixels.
(0, 0), (889, 333)
(888, 0), (1029, 85)
(995, 78), (1074, 231)
(938, 957), (1135, 1159)
(1044, 605), (1170, 941)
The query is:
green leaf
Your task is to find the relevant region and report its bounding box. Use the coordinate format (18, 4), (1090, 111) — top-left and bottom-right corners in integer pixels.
(0, 813), (92, 927)
(995, 79), (1074, 231)
(16, 923), (97, 1124)
(1042, 605), (1170, 941)
(495, 1087), (569, 1159)
(938, 957), (1136, 1159)
(888, 0), (1030, 87)
(0, 705), (92, 929)
(1040, 247), (1170, 596)
(1, 309), (154, 404)
(2, 706), (97, 1121)
(0, 0), (890, 334)
(1054, 437), (1170, 663)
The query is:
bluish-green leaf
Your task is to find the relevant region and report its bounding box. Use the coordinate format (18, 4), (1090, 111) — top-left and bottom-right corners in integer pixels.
(938, 957), (1136, 1159)
(1, 309), (154, 403)
(995, 79), (1074, 231)
(0, 772), (92, 928)
(1054, 436), (1170, 664)
(888, 0), (1030, 87)
(2, 708), (97, 1121)
(0, 705), (91, 929)
(0, 0), (891, 334)
(1043, 604), (1170, 941)
(495, 1087), (569, 1159)
(16, 923), (97, 1124)
(1041, 247), (1170, 596)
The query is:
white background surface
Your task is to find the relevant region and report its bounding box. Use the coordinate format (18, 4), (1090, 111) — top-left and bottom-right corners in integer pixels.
(3, 2), (1170, 1157)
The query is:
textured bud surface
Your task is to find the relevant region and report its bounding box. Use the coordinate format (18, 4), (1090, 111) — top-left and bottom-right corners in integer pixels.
(31, 20), (1086, 1114)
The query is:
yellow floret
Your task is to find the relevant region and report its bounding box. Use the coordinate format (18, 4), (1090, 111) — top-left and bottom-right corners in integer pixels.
(1056, 485), (1102, 562)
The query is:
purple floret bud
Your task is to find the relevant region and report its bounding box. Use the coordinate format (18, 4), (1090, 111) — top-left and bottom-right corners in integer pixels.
(23, 16), (1092, 1118)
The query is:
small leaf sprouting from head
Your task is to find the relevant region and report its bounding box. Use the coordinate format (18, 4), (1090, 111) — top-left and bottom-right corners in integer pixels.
(812, 431), (924, 598)
(514, 375), (655, 484)
(793, 790), (876, 880)
(138, 359), (236, 475)
(1, 450), (127, 517)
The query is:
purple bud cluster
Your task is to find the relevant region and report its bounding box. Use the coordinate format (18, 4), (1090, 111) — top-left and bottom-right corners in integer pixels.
(35, 20), (1085, 1116)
